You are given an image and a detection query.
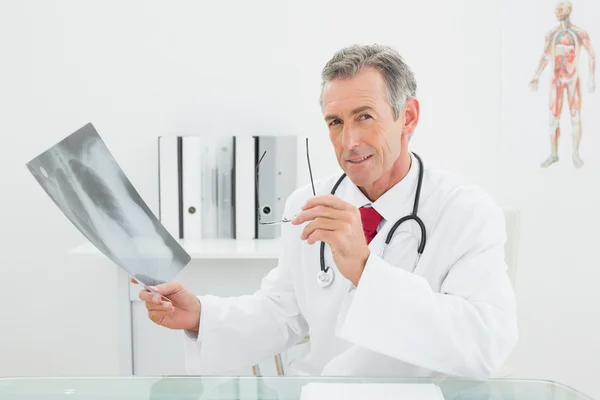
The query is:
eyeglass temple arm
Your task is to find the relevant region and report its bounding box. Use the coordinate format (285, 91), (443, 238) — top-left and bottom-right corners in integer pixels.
(255, 139), (314, 223)
(306, 138), (316, 196)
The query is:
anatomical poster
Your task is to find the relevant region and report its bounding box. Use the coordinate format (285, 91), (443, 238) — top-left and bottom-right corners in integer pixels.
(501, 0), (598, 170)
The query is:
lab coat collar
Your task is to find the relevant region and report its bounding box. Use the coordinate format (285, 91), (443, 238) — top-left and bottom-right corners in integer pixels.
(338, 152), (420, 223)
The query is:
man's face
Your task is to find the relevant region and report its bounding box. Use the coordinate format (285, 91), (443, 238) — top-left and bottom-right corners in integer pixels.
(322, 67), (418, 187)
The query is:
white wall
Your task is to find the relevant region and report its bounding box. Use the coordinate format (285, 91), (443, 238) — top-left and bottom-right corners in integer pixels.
(0, 0), (597, 398)
(497, 0), (600, 397)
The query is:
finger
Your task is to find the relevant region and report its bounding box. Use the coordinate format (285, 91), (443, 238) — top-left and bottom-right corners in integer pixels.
(301, 194), (353, 212)
(148, 310), (171, 325)
(145, 299), (174, 312)
(292, 205), (345, 225)
(306, 229), (337, 246)
(139, 290), (166, 304)
(301, 218), (346, 241)
(151, 280), (184, 296)
(130, 277), (138, 284)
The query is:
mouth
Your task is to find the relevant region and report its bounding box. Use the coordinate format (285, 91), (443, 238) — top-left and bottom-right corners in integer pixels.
(346, 155), (373, 165)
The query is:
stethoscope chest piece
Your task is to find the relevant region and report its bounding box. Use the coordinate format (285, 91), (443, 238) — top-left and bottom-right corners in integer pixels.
(317, 268), (334, 288)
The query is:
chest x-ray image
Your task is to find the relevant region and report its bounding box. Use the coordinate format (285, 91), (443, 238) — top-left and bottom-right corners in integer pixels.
(26, 123), (191, 289)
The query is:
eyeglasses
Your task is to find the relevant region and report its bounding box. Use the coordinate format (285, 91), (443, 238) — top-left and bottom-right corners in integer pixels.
(256, 138), (316, 225)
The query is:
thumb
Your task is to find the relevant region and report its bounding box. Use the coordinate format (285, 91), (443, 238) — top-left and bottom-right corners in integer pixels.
(151, 281), (184, 296)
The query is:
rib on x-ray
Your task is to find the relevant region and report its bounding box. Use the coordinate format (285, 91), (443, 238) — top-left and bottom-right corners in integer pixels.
(26, 123), (191, 287)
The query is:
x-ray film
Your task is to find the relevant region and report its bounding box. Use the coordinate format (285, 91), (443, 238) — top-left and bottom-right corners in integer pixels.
(26, 123), (191, 296)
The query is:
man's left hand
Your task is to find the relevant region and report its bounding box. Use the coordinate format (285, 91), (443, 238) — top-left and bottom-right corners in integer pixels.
(291, 195), (369, 286)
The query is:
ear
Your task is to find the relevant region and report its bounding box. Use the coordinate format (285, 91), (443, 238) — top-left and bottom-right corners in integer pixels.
(401, 97), (419, 137)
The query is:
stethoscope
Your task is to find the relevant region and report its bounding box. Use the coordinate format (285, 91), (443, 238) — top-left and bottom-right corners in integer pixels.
(316, 152), (427, 288)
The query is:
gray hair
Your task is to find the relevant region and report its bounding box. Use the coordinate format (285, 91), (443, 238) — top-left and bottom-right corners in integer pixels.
(319, 44), (417, 120)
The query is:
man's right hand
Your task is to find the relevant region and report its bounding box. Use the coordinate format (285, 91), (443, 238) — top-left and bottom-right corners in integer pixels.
(131, 278), (201, 332)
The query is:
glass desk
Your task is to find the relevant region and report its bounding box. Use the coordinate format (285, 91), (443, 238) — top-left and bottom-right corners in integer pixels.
(0, 376), (594, 400)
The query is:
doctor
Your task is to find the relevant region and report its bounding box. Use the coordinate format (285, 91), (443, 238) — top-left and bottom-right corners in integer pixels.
(135, 43), (518, 379)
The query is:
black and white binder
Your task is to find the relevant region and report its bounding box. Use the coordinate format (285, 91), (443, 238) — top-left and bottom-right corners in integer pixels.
(158, 135), (236, 240)
(255, 136), (298, 239)
(158, 136), (181, 239)
(234, 135), (255, 240)
(182, 136), (203, 239)
(158, 134), (297, 241)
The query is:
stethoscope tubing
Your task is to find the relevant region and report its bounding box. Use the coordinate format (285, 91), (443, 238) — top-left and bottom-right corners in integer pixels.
(319, 152), (426, 274)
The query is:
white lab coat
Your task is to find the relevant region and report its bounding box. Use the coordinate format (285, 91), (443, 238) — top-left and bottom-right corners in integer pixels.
(183, 154), (518, 380)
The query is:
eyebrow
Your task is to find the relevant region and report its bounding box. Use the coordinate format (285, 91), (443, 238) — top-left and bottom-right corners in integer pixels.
(324, 105), (376, 122)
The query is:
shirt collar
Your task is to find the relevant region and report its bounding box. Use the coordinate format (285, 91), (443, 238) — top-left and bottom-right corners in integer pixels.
(337, 152), (420, 223)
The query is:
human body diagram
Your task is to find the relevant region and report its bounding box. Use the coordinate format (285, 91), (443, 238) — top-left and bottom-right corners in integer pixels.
(530, 1), (595, 168)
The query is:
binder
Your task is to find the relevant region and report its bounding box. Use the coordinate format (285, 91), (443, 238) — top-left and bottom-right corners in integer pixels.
(182, 136), (203, 239)
(159, 134), (297, 241)
(158, 136), (181, 239)
(234, 135), (255, 240)
(215, 138), (235, 238)
(196, 136), (235, 239)
(255, 136), (298, 239)
(158, 135), (236, 240)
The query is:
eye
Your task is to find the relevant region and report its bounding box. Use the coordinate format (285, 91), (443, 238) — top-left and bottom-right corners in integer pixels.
(359, 114), (373, 120)
(329, 119), (342, 126)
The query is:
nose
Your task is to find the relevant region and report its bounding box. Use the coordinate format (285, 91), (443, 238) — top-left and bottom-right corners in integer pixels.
(341, 125), (361, 151)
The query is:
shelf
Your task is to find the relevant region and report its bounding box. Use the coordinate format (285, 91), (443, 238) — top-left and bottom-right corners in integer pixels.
(69, 238), (282, 260)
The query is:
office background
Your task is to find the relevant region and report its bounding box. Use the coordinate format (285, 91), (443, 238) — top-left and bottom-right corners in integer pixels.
(0, 0), (598, 398)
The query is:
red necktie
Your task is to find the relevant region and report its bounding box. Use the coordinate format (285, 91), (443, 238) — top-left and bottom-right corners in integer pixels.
(359, 206), (383, 244)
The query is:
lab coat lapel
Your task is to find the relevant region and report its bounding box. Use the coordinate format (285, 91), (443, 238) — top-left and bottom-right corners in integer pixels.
(314, 172), (423, 377)
(373, 219), (420, 273)
(325, 218), (419, 377)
